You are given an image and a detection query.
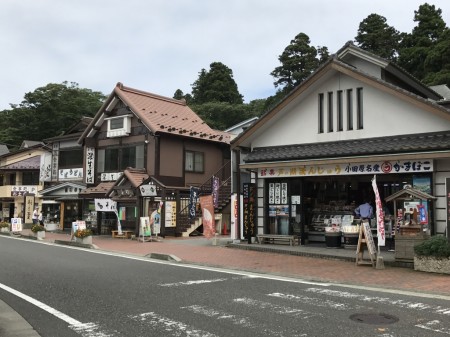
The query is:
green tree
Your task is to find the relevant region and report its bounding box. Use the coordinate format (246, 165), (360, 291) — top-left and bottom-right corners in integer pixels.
(355, 13), (401, 60)
(398, 4), (449, 81)
(0, 82), (105, 146)
(191, 62), (243, 105)
(270, 33), (329, 92)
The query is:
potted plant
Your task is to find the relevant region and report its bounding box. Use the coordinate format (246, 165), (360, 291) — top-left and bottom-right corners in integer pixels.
(0, 222), (9, 233)
(74, 228), (93, 244)
(31, 224), (46, 239)
(414, 235), (450, 274)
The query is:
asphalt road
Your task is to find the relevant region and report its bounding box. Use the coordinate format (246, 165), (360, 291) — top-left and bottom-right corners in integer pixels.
(1, 236), (450, 337)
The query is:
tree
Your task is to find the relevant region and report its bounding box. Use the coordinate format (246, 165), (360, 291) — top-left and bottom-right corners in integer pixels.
(355, 14), (401, 60)
(397, 4), (449, 81)
(191, 62), (243, 105)
(0, 82), (105, 146)
(270, 33), (329, 92)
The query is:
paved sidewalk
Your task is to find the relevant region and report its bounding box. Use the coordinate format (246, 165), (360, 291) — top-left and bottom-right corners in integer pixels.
(16, 230), (450, 297)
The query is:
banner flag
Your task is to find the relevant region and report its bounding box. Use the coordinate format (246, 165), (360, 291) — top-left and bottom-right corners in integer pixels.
(189, 187), (200, 220)
(199, 195), (215, 239)
(372, 175), (385, 246)
(212, 176), (219, 208)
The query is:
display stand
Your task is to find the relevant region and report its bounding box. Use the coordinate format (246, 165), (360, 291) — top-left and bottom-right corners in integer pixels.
(356, 221), (377, 267)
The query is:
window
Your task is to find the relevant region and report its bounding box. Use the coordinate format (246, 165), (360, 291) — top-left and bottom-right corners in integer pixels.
(318, 93), (324, 133)
(22, 172), (39, 185)
(106, 115), (131, 137)
(347, 89), (353, 130)
(185, 151), (204, 173)
(357, 87), (364, 129)
(98, 145), (144, 172)
(59, 149), (83, 168)
(327, 92), (333, 132)
(337, 90), (343, 131)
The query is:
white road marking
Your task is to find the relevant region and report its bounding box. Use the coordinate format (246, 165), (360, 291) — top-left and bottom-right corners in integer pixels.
(416, 320), (450, 334)
(268, 292), (353, 310)
(305, 288), (450, 315)
(129, 311), (219, 337)
(233, 297), (321, 319)
(0, 282), (115, 337)
(181, 304), (307, 337)
(158, 278), (228, 287)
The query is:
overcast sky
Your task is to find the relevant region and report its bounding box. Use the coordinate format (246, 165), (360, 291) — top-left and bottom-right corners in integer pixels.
(1, 0), (449, 111)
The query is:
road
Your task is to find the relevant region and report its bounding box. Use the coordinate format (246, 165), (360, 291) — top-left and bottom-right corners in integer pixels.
(1, 236), (450, 337)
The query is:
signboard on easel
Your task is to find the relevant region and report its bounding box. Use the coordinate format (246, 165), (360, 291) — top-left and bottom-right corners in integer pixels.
(356, 221), (377, 267)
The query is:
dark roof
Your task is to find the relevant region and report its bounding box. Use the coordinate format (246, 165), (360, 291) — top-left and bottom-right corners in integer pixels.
(0, 155), (41, 170)
(244, 131), (450, 163)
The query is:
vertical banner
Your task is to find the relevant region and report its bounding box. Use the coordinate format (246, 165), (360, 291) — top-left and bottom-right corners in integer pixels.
(24, 195), (35, 224)
(243, 183), (256, 243)
(39, 152), (52, 182)
(230, 193), (238, 240)
(140, 217), (151, 237)
(372, 175), (385, 247)
(189, 187), (200, 220)
(200, 195), (215, 239)
(446, 178), (450, 236)
(85, 147), (95, 184)
(212, 176), (219, 208)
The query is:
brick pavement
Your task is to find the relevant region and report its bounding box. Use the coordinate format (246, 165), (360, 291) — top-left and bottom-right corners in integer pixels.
(16, 230), (450, 297)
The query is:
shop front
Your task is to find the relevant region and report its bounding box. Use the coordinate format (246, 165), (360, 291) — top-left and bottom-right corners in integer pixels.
(258, 158), (434, 246)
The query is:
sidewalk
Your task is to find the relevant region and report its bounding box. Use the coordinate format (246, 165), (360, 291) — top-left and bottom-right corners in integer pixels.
(12, 230), (450, 297)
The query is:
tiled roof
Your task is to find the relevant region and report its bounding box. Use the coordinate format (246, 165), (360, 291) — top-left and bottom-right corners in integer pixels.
(79, 182), (115, 197)
(0, 155), (41, 170)
(245, 131), (450, 163)
(115, 83), (231, 144)
(123, 168), (149, 188)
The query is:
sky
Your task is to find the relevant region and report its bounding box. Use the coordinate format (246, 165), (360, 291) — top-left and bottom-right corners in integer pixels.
(1, 0), (450, 111)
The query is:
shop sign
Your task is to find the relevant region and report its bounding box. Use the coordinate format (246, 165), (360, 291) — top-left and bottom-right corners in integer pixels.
(39, 152), (52, 182)
(11, 186), (37, 197)
(140, 184), (157, 196)
(94, 198), (117, 212)
(59, 168), (83, 180)
(446, 178), (450, 232)
(85, 147), (95, 184)
(165, 201), (176, 227)
(243, 183), (256, 242)
(100, 172), (123, 182)
(258, 159), (433, 178)
(11, 218), (22, 232)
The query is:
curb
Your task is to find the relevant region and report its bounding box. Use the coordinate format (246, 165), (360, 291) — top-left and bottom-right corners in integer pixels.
(145, 253), (182, 262)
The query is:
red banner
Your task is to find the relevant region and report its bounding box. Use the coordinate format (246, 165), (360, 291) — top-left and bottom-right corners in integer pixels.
(200, 195), (215, 239)
(372, 175), (385, 246)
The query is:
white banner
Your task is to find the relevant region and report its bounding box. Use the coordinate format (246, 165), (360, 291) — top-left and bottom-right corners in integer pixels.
(94, 199), (117, 212)
(372, 175), (385, 247)
(39, 152), (52, 182)
(85, 147), (95, 184)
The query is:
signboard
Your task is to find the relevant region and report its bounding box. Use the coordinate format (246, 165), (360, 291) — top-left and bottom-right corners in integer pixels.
(39, 152), (52, 182)
(11, 218), (22, 232)
(24, 194), (35, 224)
(11, 186), (38, 197)
(356, 222), (377, 267)
(362, 222), (376, 255)
(258, 159), (433, 178)
(72, 220), (86, 233)
(243, 183), (256, 243)
(139, 217), (151, 236)
(446, 178), (450, 234)
(100, 172), (123, 182)
(165, 201), (176, 227)
(59, 168), (83, 180)
(230, 193), (238, 240)
(94, 199), (117, 212)
(140, 184), (157, 196)
(85, 147), (95, 184)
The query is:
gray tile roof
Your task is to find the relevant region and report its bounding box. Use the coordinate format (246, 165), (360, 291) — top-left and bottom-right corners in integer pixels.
(244, 131), (450, 163)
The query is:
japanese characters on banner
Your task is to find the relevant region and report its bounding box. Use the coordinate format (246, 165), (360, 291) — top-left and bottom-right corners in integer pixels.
(85, 147), (95, 184)
(243, 183), (256, 242)
(165, 201), (176, 227)
(446, 178), (450, 233)
(11, 218), (22, 232)
(200, 195), (215, 239)
(59, 168), (83, 180)
(39, 152), (52, 182)
(189, 187), (200, 220)
(212, 176), (220, 208)
(101, 172), (123, 182)
(372, 176), (385, 247)
(140, 184), (157, 196)
(11, 186), (38, 197)
(94, 199), (117, 212)
(24, 195), (35, 224)
(258, 159), (433, 178)
(230, 193), (238, 240)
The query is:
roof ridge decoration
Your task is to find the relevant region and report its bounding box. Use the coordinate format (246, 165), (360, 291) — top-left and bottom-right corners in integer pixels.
(115, 82), (187, 106)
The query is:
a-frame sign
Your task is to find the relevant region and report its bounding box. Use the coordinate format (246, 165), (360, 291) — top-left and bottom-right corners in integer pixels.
(356, 221), (377, 267)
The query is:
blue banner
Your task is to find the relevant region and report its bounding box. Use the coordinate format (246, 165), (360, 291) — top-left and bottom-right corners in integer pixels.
(189, 187), (200, 219)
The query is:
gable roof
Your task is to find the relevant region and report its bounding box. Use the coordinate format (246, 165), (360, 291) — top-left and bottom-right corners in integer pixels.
(231, 43), (450, 149)
(0, 155), (41, 170)
(39, 182), (86, 196)
(79, 83), (231, 144)
(385, 187), (436, 202)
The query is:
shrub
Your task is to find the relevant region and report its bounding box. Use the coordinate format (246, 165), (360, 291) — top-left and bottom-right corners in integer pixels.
(74, 228), (93, 238)
(414, 235), (450, 258)
(0, 222), (9, 228)
(31, 224), (46, 232)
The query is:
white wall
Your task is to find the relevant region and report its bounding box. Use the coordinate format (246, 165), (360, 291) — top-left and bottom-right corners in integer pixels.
(251, 72), (450, 148)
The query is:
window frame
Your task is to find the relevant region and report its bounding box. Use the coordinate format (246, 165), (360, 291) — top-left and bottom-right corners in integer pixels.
(185, 150), (204, 173)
